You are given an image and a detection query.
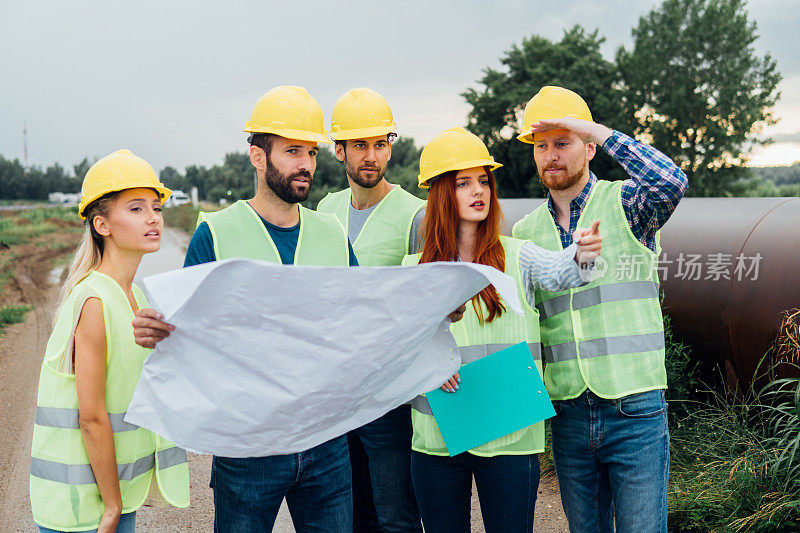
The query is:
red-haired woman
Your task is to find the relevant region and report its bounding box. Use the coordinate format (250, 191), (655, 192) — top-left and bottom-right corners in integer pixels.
(402, 127), (601, 533)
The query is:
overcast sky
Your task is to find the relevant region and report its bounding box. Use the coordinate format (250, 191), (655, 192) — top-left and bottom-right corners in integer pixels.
(1, 0), (798, 173)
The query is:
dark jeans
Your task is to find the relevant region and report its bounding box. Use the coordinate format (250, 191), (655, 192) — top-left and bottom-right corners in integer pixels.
(410, 450), (540, 533)
(38, 512), (135, 533)
(551, 389), (669, 533)
(210, 435), (352, 532)
(348, 404), (422, 532)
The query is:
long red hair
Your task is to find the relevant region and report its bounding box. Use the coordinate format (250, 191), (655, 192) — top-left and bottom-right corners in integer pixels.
(419, 167), (506, 324)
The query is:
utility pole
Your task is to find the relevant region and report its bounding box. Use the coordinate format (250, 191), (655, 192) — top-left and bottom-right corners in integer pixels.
(23, 122), (28, 163)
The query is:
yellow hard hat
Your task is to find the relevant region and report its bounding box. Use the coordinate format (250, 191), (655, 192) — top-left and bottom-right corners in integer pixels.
(330, 88), (397, 141)
(517, 86), (593, 144)
(244, 86), (332, 145)
(78, 149), (171, 220)
(417, 127), (502, 189)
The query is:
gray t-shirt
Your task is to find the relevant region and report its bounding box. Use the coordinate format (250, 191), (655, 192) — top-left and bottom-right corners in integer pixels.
(348, 196), (426, 255)
(407, 207), (426, 254)
(347, 202), (380, 245)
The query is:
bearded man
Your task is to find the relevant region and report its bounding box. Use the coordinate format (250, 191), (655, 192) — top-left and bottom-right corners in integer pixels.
(138, 86), (359, 531)
(512, 86), (688, 533)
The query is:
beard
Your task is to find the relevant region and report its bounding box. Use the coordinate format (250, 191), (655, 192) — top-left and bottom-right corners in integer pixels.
(264, 156), (313, 203)
(538, 160), (588, 191)
(345, 158), (387, 189)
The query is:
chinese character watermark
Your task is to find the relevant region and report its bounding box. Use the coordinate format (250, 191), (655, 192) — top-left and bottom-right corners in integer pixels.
(599, 252), (763, 282)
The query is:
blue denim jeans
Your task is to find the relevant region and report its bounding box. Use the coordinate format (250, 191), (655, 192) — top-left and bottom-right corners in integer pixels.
(410, 450), (540, 533)
(38, 511), (135, 533)
(551, 389), (669, 533)
(210, 435), (352, 532)
(348, 404), (422, 533)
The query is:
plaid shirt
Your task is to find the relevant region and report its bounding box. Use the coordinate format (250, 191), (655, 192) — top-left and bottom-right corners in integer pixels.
(547, 130), (688, 252)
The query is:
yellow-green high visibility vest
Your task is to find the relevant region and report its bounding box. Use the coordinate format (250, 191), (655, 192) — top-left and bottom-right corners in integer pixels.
(402, 236), (544, 456)
(317, 185), (424, 266)
(197, 200), (349, 265)
(512, 179), (666, 401)
(30, 271), (189, 532)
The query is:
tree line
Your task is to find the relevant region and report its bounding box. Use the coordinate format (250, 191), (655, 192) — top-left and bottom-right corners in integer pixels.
(464, 0), (781, 198)
(0, 0), (789, 203)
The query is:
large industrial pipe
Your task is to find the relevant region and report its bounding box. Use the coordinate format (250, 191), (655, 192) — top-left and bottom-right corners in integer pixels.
(499, 197), (800, 389)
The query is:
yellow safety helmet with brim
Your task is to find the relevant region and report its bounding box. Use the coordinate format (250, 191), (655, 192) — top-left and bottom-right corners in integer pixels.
(517, 86), (593, 144)
(417, 127), (502, 189)
(78, 149), (171, 220)
(330, 88), (397, 141)
(244, 86), (332, 145)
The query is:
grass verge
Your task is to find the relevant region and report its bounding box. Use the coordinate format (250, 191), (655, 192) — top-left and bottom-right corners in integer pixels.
(668, 309), (800, 531)
(162, 204), (205, 235)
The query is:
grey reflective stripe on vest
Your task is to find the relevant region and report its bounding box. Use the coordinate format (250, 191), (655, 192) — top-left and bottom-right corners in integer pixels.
(411, 395), (434, 416)
(30, 453), (154, 485)
(459, 342), (541, 364)
(30, 447), (185, 485)
(411, 342), (541, 415)
(543, 331), (666, 363)
(536, 281), (660, 320)
(158, 446), (188, 469)
(35, 407), (139, 433)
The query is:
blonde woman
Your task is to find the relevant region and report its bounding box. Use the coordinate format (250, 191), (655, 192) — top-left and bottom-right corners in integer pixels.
(30, 150), (189, 533)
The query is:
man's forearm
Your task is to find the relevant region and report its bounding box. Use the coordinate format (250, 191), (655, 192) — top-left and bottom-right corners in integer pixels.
(604, 130), (688, 235)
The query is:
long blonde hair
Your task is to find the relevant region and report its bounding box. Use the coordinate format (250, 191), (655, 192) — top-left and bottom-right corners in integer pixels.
(54, 194), (118, 318)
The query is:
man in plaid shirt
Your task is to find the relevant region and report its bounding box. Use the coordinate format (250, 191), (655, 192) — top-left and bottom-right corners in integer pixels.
(512, 86), (688, 533)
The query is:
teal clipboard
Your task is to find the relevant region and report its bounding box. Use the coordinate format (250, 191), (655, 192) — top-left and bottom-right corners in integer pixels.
(425, 341), (555, 456)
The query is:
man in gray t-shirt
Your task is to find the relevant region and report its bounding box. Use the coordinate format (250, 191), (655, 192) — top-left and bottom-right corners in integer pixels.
(317, 88), (425, 533)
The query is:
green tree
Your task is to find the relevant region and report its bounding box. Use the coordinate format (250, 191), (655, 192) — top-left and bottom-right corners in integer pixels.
(616, 0), (781, 196)
(160, 166), (190, 193)
(72, 158), (93, 182)
(0, 155), (27, 200)
(303, 146), (345, 209)
(45, 163), (79, 194)
(463, 26), (629, 199)
(388, 137), (425, 199)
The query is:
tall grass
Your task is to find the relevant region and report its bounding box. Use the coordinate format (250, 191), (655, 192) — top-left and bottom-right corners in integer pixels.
(668, 349), (800, 531)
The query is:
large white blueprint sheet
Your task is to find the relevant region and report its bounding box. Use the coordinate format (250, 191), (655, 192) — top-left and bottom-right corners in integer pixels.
(125, 259), (522, 457)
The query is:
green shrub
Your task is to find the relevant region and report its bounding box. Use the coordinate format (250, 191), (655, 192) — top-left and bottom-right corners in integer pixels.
(162, 204), (203, 235)
(0, 304), (33, 334)
(664, 314), (700, 421)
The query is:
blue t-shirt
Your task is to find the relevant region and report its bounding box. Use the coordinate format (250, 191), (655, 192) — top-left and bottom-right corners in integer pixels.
(184, 213), (359, 267)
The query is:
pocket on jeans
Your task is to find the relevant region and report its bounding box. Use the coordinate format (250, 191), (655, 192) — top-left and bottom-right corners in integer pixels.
(616, 390), (666, 418)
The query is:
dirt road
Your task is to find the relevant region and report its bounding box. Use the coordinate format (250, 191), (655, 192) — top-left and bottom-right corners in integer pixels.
(0, 223), (82, 532)
(0, 225), (568, 532)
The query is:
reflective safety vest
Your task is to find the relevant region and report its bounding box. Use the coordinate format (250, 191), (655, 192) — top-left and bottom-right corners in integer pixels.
(403, 236), (544, 456)
(512, 179), (666, 401)
(317, 185), (425, 266)
(198, 200), (349, 264)
(30, 271), (189, 532)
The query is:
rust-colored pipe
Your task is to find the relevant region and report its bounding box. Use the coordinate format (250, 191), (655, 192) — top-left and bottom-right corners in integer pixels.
(499, 197), (800, 389)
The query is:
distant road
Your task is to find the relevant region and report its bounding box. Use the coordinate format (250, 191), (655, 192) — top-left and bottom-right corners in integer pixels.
(134, 227), (190, 285)
(0, 203), (46, 211)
